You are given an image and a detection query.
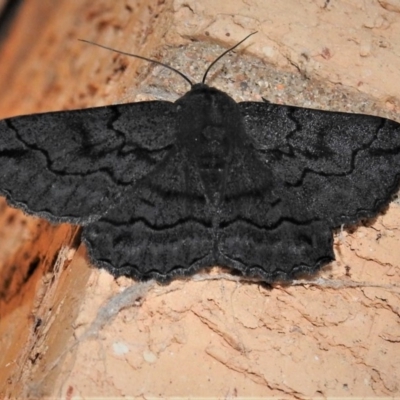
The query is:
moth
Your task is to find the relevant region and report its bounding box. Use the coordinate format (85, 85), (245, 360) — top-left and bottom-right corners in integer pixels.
(0, 33), (399, 282)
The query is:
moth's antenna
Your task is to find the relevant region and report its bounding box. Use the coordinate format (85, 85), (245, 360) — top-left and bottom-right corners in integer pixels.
(78, 39), (194, 87)
(202, 32), (257, 84)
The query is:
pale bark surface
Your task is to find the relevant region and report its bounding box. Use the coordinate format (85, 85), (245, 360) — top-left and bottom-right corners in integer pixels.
(0, 0), (399, 398)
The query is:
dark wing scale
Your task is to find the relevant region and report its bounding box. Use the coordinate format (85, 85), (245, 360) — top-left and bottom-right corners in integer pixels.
(240, 102), (400, 225)
(0, 101), (176, 223)
(215, 101), (400, 281)
(216, 130), (334, 281)
(82, 147), (215, 282)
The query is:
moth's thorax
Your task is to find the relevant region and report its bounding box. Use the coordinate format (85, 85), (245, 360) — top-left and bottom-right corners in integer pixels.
(176, 84), (244, 204)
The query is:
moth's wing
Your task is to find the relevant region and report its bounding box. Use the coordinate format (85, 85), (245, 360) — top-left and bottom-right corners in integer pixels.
(82, 147), (215, 281)
(215, 102), (400, 281)
(0, 101), (176, 223)
(214, 123), (334, 281)
(239, 101), (400, 226)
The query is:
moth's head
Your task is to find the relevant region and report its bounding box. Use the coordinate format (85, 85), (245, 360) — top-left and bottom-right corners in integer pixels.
(176, 82), (236, 104)
(174, 83), (244, 152)
(175, 83), (239, 126)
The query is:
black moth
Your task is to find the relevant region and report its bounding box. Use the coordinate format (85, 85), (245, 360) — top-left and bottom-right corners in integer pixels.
(0, 33), (399, 283)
